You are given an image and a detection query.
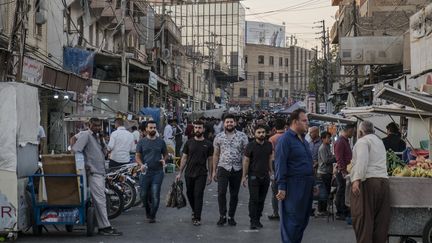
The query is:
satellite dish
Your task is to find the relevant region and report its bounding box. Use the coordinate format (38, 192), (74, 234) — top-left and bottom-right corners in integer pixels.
(162, 48), (171, 60)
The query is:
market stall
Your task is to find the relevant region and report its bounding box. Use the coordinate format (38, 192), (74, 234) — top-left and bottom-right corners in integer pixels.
(374, 85), (432, 243)
(0, 83), (40, 240)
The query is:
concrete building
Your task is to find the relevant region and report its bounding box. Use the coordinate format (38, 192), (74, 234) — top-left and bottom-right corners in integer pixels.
(231, 43), (313, 109)
(150, 0), (246, 108)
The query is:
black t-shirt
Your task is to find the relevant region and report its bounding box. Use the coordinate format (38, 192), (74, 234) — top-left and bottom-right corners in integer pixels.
(183, 139), (214, 177)
(382, 133), (406, 152)
(245, 140), (273, 177)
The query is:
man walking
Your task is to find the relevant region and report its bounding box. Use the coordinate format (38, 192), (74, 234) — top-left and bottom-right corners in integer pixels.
(350, 121), (390, 243)
(334, 124), (355, 221)
(308, 126), (322, 174)
(212, 114), (248, 226)
(107, 118), (135, 168)
(176, 120), (213, 226)
(242, 125), (273, 229)
(72, 118), (122, 236)
(267, 118), (286, 221)
(317, 132), (336, 215)
(275, 109), (314, 243)
(136, 121), (168, 223)
(164, 119), (176, 151)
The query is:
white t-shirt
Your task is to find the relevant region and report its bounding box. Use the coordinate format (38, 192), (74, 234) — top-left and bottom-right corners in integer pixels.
(37, 125), (46, 144)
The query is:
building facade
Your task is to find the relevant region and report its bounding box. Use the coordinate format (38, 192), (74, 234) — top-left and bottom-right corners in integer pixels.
(150, 0), (246, 108)
(232, 43), (313, 108)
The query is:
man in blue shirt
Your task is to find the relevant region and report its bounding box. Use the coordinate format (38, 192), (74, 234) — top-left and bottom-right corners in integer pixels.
(136, 121), (168, 223)
(275, 109), (314, 243)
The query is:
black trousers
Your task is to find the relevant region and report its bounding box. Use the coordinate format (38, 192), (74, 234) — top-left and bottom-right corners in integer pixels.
(185, 175), (207, 220)
(109, 159), (128, 169)
(217, 167), (242, 218)
(248, 176), (270, 222)
(317, 173), (332, 212)
(335, 171), (349, 217)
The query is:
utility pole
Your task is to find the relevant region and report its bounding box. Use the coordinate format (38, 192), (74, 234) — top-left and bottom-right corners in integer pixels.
(121, 0), (126, 84)
(352, 0), (359, 102)
(252, 75), (256, 110)
(3, 0), (27, 81)
(192, 40), (196, 111)
(206, 33), (216, 109)
(313, 46), (319, 113)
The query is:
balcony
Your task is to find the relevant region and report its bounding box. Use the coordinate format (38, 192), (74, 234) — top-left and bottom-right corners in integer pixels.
(89, 0), (110, 9)
(155, 15), (181, 44)
(126, 46), (148, 64)
(330, 21), (339, 44)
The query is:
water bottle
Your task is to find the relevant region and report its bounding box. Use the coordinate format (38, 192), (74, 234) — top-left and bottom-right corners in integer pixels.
(75, 152), (85, 170)
(142, 163), (148, 175)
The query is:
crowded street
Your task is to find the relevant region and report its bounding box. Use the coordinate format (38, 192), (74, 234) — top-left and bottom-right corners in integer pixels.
(18, 173), (357, 243)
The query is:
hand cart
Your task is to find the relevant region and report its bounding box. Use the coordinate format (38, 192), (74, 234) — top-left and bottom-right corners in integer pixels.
(28, 174), (96, 236)
(388, 176), (432, 243)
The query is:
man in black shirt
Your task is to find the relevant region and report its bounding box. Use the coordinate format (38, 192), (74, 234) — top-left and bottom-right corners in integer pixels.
(176, 120), (214, 226)
(242, 124), (273, 230)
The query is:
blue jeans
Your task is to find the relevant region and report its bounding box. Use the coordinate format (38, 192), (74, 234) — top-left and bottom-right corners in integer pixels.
(139, 170), (164, 219)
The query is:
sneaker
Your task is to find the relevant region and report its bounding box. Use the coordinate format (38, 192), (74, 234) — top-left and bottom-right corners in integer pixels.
(227, 217), (237, 226)
(192, 212), (196, 220)
(98, 227), (122, 236)
(346, 216), (352, 225)
(316, 211), (328, 217)
(268, 214), (280, 221)
(250, 222), (259, 230)
(217, 216), (227, 226)
(148, 218), (156, 223)
(193, 219), (201, 226)
(257, 221), (263, 228)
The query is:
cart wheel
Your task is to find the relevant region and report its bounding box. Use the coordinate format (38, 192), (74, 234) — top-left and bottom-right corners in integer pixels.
(86, 206), (96, 237)
(65, 225), (74, 232)
(423, 218), (432, 243)
(32, 225), (42, 236)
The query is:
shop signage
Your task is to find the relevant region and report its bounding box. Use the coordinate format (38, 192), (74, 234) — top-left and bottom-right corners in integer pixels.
(149, 71), (159, 90)
(21, 57), (44, 85)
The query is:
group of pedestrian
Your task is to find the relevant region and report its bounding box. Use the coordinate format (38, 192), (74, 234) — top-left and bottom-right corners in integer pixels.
(68, 109), (393, 243)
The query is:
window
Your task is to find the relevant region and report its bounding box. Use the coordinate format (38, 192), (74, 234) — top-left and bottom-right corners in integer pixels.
(279, 90), (283, 98)
(35, 0), (43, 37)
(285, 58), (289, 67)
(258, 89), (264, 98)
(269, 72), (274, 81)
(258, 55), (264, 64)
(244, 55), (248, 64)
(239, 88), (247, 97)
(245, 71), (248, 79)
(279, 73), (283, 81)
(285, 73), (288, 82)
(285, 90), (289, 97)
(116, 0), (121, 9)
(269, 56), (274, 66)
(279, 57), (283, 66)
(258, 71), (265, 80)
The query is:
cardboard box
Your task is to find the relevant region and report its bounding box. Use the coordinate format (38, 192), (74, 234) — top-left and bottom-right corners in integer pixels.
(41, 155), (80, 205)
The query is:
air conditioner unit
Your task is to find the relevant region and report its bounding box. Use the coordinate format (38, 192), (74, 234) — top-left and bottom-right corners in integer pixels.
(35, 12), (46, 25)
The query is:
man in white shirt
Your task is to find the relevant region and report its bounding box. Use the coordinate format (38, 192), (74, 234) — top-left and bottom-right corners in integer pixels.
(107, 118), (135, 168)
(164, 119), (176, 150)
(350, 120), (390, 243)
(131, 126), (140, 144)
(37, 125), (46, 154)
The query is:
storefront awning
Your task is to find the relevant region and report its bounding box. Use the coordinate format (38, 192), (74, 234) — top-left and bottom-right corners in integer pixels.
(342, 105), (432, 119)
(307, 113), (357, 124)
(375, 85), (432, 112)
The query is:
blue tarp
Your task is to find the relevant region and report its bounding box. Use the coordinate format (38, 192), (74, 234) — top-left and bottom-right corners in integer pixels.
(140, 107), (161, 126)
(63, 47), (95, 78)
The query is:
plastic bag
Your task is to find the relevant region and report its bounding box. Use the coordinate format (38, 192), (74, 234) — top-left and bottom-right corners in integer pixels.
(174, 181), (187, 209)
(166, 182), (177, 208)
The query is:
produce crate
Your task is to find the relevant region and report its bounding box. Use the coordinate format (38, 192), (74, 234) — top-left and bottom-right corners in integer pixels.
(389, 176), (432, 208)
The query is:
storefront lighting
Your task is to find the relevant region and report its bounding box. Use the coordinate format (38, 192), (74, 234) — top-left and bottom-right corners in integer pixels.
(53, 93), (59, 99)
(101, 98), (109, 102)
(64, 94), (70, 100)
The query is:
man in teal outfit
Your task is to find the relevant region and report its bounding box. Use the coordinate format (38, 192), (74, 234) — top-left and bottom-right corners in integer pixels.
(275, 109), (314, 243)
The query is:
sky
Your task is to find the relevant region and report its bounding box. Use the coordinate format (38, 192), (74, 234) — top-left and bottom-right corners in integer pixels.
(243, 0), (338, 50)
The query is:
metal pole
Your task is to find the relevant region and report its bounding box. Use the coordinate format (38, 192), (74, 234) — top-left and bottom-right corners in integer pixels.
(352, 0), (359, 102)
(252, 75), (256, 110)
(121, 0), (126, 84)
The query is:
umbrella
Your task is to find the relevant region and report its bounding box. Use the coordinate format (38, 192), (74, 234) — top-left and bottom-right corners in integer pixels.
(277, 101), (307, 114)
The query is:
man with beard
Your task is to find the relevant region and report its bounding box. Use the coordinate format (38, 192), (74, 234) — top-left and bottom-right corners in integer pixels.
(212, 114), (248, 226)
(136, 121), (168, 223)
(73, 118), (122, 236)
(242, 125), (273, 229)
(275, 109), (314, 243)
(176, 120), (213, 226)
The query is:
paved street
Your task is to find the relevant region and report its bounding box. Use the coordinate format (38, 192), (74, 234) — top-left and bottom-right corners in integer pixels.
(17, 173), (412, 243)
